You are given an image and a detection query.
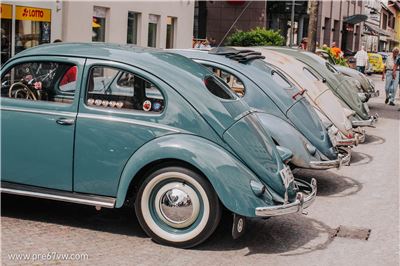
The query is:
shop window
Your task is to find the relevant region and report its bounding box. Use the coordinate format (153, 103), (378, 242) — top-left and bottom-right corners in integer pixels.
(1, 4), (12, 64)
(127, 12), (140, 44)
(166, 16), (176, 49)
(1, 62), (77, 104)
(14, 6), (51, 55)
(86, 66), (165, 113)
(204, 65), (245, 97)
(93, 6), (107, 42)
(148, 14), (159, 48)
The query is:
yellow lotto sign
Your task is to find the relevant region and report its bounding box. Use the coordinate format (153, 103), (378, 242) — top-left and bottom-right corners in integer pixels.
(15, 6), (51, 22)
(0, 4), (12, 19)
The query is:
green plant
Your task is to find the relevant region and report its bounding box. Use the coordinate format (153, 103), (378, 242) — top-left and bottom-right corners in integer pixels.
(321, 46), (348, 66)
(226, 27), (285, 46)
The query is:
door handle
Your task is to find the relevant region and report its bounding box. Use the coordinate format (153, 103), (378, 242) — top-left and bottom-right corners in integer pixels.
(56, 118), (75, 126)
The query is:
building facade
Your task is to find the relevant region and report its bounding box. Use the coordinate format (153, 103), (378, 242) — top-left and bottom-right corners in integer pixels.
(1, 1), (194, 64)
(193, 1), (266, 44)
(316, 0), (366, 52)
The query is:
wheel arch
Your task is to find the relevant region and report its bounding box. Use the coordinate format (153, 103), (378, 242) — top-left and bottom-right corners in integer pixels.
(115, 134), (271, 218)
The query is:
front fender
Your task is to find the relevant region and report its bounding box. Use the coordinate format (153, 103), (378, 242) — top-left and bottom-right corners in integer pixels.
(256, 113), (323, 168)
(115, 134), (274, 217)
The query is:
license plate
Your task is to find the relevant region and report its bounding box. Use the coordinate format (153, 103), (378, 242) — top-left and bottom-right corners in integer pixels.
(363, 102), (370, 114)
(280, 166), (294, 189)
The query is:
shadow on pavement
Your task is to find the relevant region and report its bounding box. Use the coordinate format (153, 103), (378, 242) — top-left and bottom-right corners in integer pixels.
(199, 213), (337, 256)
(367, 102), (400, 121)
(293, 169), (362, 197)
(362, 134), (386, 145)
(349, 151), (373, 165)
(0, 194), (146, 238)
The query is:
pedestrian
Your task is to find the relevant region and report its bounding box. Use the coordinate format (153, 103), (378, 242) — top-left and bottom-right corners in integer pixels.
(354, 46), (369, 74)
(382, 47), (400, 106)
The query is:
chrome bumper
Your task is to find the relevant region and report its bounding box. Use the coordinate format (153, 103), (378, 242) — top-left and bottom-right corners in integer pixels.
(352, 114), (378, 127)
(353, 127), (366, 143)
(309, 147), (351, 169)
(368, 90), (379, 98)
(255, 178), (317, 217)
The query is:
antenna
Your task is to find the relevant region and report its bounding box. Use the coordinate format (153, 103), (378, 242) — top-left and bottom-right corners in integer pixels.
(217, 1), (254, 48)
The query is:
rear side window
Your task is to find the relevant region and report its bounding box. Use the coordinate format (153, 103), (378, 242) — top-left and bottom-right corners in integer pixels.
(205, 65), (246, 97)
(204, 75), (235, 100)
(86, 66), (165, 113)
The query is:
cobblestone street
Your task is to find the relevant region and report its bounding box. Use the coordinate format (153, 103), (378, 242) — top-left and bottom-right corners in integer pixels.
(1, 75), (399, 266)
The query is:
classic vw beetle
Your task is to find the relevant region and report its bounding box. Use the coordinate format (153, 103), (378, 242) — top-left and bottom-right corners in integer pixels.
(316, 48), (379, 102)
(267, 47), (378, 127)
(0, 43), (316, 248)
(172, 48), (351, 169)
(245, 47), (362, 146)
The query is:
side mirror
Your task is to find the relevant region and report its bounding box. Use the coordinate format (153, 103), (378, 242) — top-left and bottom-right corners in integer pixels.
(276, 146), (293, 164)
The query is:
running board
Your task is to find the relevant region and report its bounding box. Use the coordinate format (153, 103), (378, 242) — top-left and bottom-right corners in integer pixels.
(1, 182), (116, 208)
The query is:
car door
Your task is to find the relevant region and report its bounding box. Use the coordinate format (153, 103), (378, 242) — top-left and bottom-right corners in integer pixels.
(73, 59), (172, 197)
(0, 56), (85, 191)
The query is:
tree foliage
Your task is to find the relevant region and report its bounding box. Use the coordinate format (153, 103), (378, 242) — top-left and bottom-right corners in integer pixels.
(226, 27), (285, 46)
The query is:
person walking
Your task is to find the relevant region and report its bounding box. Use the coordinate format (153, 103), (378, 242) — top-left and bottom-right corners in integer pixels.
(354, 46), (369, 73)
(382, 47), (400, 106)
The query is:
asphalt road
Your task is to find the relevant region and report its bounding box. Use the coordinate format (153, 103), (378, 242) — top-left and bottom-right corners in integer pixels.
(1, 75), (399, 266)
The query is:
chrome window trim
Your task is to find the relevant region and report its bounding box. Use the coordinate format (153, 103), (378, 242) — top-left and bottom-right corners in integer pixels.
(78, 113), (180, 133)
(0, 106), (76, 117)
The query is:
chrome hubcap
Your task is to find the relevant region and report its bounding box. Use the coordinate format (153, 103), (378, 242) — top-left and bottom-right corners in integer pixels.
(154, 182), (200, 229)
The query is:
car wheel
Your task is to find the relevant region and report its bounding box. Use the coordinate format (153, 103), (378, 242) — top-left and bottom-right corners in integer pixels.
(135, 166), (221, 248)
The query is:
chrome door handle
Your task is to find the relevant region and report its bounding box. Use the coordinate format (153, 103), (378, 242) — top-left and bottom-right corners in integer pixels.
(56, 118), (75, 125)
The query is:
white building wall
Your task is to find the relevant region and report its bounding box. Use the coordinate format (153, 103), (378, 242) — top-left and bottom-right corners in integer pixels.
(62, 1), (194, 48)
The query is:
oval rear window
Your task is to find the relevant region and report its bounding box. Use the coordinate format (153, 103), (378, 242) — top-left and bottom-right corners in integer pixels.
(204, 76), (235, 100)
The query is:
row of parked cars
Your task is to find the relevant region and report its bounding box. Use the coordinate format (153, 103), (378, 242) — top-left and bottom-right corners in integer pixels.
(0, 43), (379, 248)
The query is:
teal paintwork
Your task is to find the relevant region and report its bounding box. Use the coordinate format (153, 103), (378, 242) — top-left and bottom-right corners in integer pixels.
(267, 47), (370, 120)
(1, 43), (300, 218)
(171, 50), (338, 167)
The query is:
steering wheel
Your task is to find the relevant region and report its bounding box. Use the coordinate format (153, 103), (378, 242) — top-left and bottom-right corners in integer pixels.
(8, 82), (37, 101)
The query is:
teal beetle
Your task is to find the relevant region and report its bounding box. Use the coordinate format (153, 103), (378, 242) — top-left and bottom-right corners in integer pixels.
(172, 48), (351, 170)
(0, 43), (316, 248)
(266, 47), (378, 127)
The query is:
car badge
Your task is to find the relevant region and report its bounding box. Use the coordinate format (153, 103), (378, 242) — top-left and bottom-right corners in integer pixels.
(116, 101), (124, 109)
(143, 100), (152, 111)
(94, 99), (102, 106)
(152, 101), (162, 111)
(109, 101), (117, 108)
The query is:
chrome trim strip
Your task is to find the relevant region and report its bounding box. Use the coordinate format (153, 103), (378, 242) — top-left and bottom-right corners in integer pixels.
(78, 113), (181, 133)
(255, 178), (317, 217)
(1, 106), (76, 117)
(0, 183), (116, 208)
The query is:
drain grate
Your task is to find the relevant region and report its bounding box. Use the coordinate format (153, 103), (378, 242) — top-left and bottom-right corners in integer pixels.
(332, 226), (371, 240)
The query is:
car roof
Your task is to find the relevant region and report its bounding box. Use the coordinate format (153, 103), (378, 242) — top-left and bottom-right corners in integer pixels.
(9, 42), (214, 95)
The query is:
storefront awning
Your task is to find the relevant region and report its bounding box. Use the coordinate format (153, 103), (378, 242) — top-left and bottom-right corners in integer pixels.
(364, 23), (390, 36)
(343, 14), (368, 24)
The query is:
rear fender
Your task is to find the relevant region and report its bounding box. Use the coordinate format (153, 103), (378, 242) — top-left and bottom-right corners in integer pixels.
(115, 134), (276, 217)
(256, 113), (322, 168)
